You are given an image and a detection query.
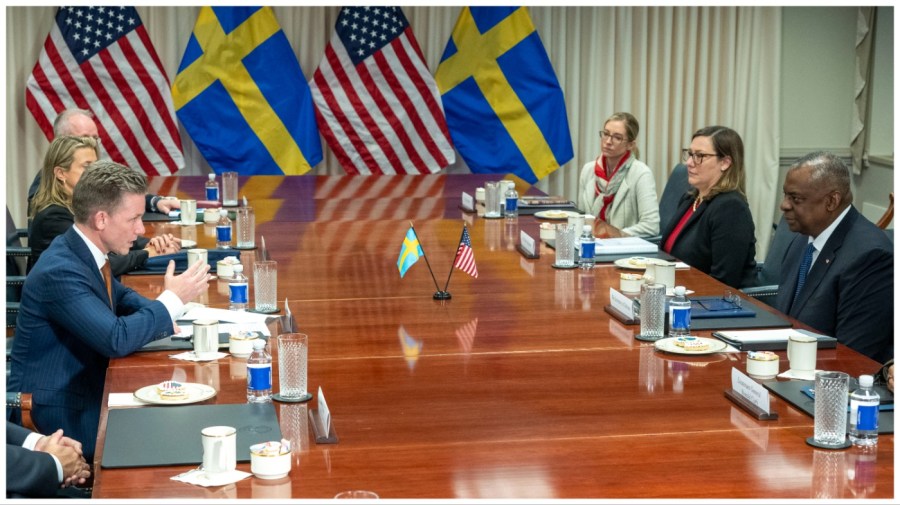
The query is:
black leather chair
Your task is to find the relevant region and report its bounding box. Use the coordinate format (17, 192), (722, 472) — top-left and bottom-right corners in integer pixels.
(740, 215), (798, 307)
(646, 164), (691, 245)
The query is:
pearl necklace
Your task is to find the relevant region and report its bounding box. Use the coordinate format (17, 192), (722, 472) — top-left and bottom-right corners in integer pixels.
(692, 196), (703, 211)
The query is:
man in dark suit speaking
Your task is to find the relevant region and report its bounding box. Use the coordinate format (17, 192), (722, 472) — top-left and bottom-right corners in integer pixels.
(776, 151), (893, 362)
(8, 161), (210, 462)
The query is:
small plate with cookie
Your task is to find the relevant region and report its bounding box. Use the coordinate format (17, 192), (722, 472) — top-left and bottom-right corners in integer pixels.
(614, 256), (671, 270)
(133, 381), (217, 405)
(653, 336), (728, 355)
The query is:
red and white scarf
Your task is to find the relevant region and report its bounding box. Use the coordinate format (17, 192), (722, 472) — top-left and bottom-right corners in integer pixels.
(593, 151), (632, 222)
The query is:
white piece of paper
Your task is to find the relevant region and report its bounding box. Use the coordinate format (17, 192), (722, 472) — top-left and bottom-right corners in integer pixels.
(318, 386), (331, 435)
(715, 329), (809, 343)
(180, 306), (271, 324)
(519, 231), (536, 256)
(731, 367), (771, 414)
(108, 393), (150, 408)
(609, 288), (635, 319)
(169, 351), (229, 362)
(594, 236), (658, 255)
(176, 321), (270, 338)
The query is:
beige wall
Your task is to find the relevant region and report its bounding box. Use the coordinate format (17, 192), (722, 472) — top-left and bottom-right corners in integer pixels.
(777, 6), (893, 232)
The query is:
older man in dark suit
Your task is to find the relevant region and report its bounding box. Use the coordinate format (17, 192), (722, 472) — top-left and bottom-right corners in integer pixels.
(776, 151), (893, 362)
(8, 161), (210, 462)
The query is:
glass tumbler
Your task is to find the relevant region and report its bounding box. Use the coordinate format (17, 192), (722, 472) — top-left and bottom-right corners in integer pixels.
(222, 171), (239, 207)
(253, 260), (277, 313)
(277, 333), (309, 400)
(813, 371), (850, 447)
(639, 283), (666, 340)
(554, 223), (576, 267)
(484, 181), (501, 218)
(236, 207), (255, 248)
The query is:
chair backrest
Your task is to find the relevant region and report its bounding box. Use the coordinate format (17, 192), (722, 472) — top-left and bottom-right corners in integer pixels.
(876, 193), (893, 229)
(659, 164), (691, 231)
(756, 215), (799, 286)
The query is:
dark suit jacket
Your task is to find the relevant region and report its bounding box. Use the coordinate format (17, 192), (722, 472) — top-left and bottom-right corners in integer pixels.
(6, 421), (59, 498)
(28, 204), (149, 276)
(660, 190), (757, 288)
(8, 226), (173, 461)
(775, 206), (893, 362)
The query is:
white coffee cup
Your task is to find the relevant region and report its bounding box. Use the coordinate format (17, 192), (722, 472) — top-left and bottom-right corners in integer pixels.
(567, 214), (585, 236)
(187, 248), (208, 269)
(746, 351), (780, 378)
(193, 319), (219, 360)
(180, 199), (197, 225)
(653, 262), (676, 291)
(201, 426), (237, 475)
(787, 333), (818, 372)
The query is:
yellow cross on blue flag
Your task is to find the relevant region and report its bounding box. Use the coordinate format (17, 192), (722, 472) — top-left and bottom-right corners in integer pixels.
(172, 7), (322, 175)
(435, 7), (573, 184)
(397, 227), (424, 277)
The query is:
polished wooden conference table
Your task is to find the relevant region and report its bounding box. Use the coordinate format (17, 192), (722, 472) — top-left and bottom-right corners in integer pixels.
(91, 175), (893, 499)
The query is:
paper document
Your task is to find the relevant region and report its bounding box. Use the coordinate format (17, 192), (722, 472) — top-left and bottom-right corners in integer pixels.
(714, 329), (817, 343)
(594, 237), (658, 255)
(176, 321), (270, 338)
(179, 306), (271, 324)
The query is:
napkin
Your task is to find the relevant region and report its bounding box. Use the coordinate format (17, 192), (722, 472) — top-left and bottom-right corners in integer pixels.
(778, 368), (821, 381)
(108, 393), (150, 408)
(170, 351), (230, 362)
(171, 468), (251, 487)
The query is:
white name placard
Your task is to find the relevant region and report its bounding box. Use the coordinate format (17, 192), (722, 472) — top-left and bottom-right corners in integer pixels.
(461, 192), (475, 211)
(317, 386), (332, 434)
(731, 367), (771, 414)
(520, 231), (536, 256)
(609, 288), (635, 319)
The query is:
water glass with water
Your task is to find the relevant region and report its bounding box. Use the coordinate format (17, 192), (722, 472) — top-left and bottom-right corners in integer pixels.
(254, 260), (277, 313)
(484, 181), (501, 218)
(222, 171), (239, 207)
(639, 283), (666, 340)
(277, 333), (309, 401)
(236, 207), (255, 248)
(554, 223), (576, 267)
(814, 371), (849, 447)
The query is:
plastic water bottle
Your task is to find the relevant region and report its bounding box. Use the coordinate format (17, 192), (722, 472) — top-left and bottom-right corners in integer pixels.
(229, 264), (249, 311)
(504, 184), (518, 218)
(216, 209), (232, 249)
(668, 286), (691, 338)
(849, 374), (879, 446)
(246, 339), (272, 403)
(205, 173), (219, 202)
(578, 225), (595, 270)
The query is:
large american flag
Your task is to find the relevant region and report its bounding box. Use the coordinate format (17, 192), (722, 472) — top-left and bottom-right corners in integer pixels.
(453, 226), (478, 278)
(310, 6), (455, 175)
(25, 6), (184, 176)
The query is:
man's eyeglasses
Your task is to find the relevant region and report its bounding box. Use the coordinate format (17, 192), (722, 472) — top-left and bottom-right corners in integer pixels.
(600, 131), (627, 144)
(681, 149), (719, 165)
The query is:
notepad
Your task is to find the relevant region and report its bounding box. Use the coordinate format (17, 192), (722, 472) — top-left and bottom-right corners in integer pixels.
(712, 329), (837, 351)
(593, 237), (658, 255)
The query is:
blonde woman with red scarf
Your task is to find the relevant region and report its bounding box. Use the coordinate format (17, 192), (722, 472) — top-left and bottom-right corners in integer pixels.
(578, 112), (660, 238)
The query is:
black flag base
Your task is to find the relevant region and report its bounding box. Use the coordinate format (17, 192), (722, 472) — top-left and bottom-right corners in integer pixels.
(433, 291), (452, 300)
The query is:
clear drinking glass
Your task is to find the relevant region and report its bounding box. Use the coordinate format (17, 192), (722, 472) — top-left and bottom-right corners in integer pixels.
(253, 260), (277, 313)
(277, 333), (308, 400)
(639, 283), (666, 340)
(554, 223), (576, 267)
(484, 181), (501, 218)
(814, 371), (850, 446)
(222, 171), (239, 207)
(236, 207), (255, 248)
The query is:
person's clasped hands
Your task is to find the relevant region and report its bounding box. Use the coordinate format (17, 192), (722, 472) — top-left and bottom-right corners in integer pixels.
(145, 233), (182, 256)
(34, 429), (91, 488)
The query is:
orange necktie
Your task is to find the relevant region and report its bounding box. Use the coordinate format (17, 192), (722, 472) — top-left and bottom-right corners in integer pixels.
(101, 261), (113, 307)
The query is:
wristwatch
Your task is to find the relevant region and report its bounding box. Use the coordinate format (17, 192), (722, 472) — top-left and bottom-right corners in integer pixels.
(149, 195), (162, 213)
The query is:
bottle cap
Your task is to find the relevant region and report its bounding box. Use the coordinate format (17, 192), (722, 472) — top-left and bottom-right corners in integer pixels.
(208, 173), (215, 180)
(252, 339), (266, 350)
(674, 286), (686, 296)
(859, 374), (874, 388)
(233, 264), (244, 273)
(583, 225), (592, 233)
(219, 208), (228, 216)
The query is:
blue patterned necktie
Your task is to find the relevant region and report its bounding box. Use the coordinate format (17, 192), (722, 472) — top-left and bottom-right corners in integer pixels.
(793, 243), (815, 303)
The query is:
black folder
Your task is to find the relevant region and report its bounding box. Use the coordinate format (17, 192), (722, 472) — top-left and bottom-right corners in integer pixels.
(712, 329), (836, 351)
(764, 380), (893, 434)
(101, 403), (282, 468)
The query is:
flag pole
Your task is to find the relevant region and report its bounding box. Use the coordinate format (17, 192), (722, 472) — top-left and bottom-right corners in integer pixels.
(409, 221), (450, 300)
(442, 225), (467, 292)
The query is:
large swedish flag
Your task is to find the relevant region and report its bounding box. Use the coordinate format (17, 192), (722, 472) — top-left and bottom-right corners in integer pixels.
(435, 7), (573, 184)
(172, 7), (322, 175)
